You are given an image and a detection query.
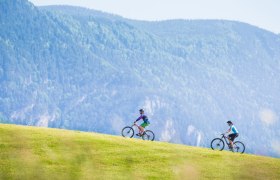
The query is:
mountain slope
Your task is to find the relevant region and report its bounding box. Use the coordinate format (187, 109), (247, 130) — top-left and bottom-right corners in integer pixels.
(0, 124), (280, 179)
(0, 0), (280, 157)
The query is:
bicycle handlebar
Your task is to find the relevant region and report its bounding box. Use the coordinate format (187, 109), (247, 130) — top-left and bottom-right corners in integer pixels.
(221, 133), (227, 137)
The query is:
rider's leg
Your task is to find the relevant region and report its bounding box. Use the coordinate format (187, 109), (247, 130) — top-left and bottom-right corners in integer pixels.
(135, 125), (141, 135)
(228, 135), (233, 148)
(139, 122), (148, 135)
(229, 140), (233, 148)
(139, 126), (144, 134)
(135, 124), (144, 135)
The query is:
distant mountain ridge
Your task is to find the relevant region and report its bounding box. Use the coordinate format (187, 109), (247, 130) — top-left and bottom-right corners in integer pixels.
(0, 0), (280, 157)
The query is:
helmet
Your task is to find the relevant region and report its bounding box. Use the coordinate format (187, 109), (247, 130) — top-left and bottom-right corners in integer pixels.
(139, 109), (144, 113)
(227, 121), (232, 124)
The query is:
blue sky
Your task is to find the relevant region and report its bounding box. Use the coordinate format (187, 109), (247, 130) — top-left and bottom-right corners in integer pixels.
(29, 0), (280, 34)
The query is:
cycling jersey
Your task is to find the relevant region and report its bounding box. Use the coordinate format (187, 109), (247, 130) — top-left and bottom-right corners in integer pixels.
(135, 114), (150, 124)
(230, 125), (239, 134)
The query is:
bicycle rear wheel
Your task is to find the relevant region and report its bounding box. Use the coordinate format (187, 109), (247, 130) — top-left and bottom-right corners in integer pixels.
(142, 130), (155, 141)
(121, 126), (134, 138)
(211, 138), (225, 151)
(233, 141), (245, 154)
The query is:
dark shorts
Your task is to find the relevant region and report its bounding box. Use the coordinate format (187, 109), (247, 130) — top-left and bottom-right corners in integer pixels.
(228, 133), (238, 141)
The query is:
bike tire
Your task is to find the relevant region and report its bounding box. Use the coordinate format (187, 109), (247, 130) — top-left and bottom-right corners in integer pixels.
(142, 130), (155, 141)
(211, 138), (225, 151)
(233, 141), (245, 154)
(121, 126), (134, 138)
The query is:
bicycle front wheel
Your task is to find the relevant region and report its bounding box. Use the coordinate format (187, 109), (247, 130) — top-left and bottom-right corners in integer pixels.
(142, 130), (155, 141)
(233, 141), (245, 154)
(211, 138), (225, 151)
(121, 126), (134, 138)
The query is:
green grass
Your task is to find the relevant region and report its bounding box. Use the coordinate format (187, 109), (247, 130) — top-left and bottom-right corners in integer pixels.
(0, 124), (279, 180)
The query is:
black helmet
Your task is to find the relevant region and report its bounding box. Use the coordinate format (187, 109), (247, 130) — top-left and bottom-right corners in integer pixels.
(227, 121), (233, 124)
(139, 109), (144, 112)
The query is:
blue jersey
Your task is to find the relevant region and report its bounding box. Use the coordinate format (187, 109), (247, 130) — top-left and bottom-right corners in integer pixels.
(230, 125), (239, 134)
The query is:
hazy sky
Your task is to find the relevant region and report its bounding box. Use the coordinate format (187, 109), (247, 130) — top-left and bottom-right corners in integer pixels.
(29, 0), (280, 34)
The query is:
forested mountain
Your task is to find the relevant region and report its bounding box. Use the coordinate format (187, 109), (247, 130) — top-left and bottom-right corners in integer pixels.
(1, 0), (280, 157)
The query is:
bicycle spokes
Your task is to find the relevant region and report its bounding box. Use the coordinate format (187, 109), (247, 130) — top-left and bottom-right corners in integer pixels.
(142, 130), (155, 141)
(215, 141), (222, 148)
(210, 138), (225, 151)
(233, 141), (245, 154)
(144, 134), (150, 140)
(121, 126), (134, 138)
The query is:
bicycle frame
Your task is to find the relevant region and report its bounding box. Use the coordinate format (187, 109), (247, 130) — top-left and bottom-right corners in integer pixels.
(131, 123), (150, 137)
(133, 123), (145, 133)
(128, 124), (138, 133)
(126, 124), (142, 135)
(131, 124), (140, 130)
(221, 134), (231, 146)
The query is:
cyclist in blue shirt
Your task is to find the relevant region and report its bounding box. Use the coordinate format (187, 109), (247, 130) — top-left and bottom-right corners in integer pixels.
(134, 109), (150, 136)
(225, 121), (239, 150)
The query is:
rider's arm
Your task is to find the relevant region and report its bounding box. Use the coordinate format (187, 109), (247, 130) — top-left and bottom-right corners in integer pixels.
(226, 128), (231, 134)
(134, 115), (142, 123)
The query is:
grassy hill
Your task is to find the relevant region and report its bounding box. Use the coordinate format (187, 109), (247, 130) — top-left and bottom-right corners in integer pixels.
(0, 124), (279, 179)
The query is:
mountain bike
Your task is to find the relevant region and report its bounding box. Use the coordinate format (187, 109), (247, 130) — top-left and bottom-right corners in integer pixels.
(210, 134), (245, 153)
(121, 124), (155, 141)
